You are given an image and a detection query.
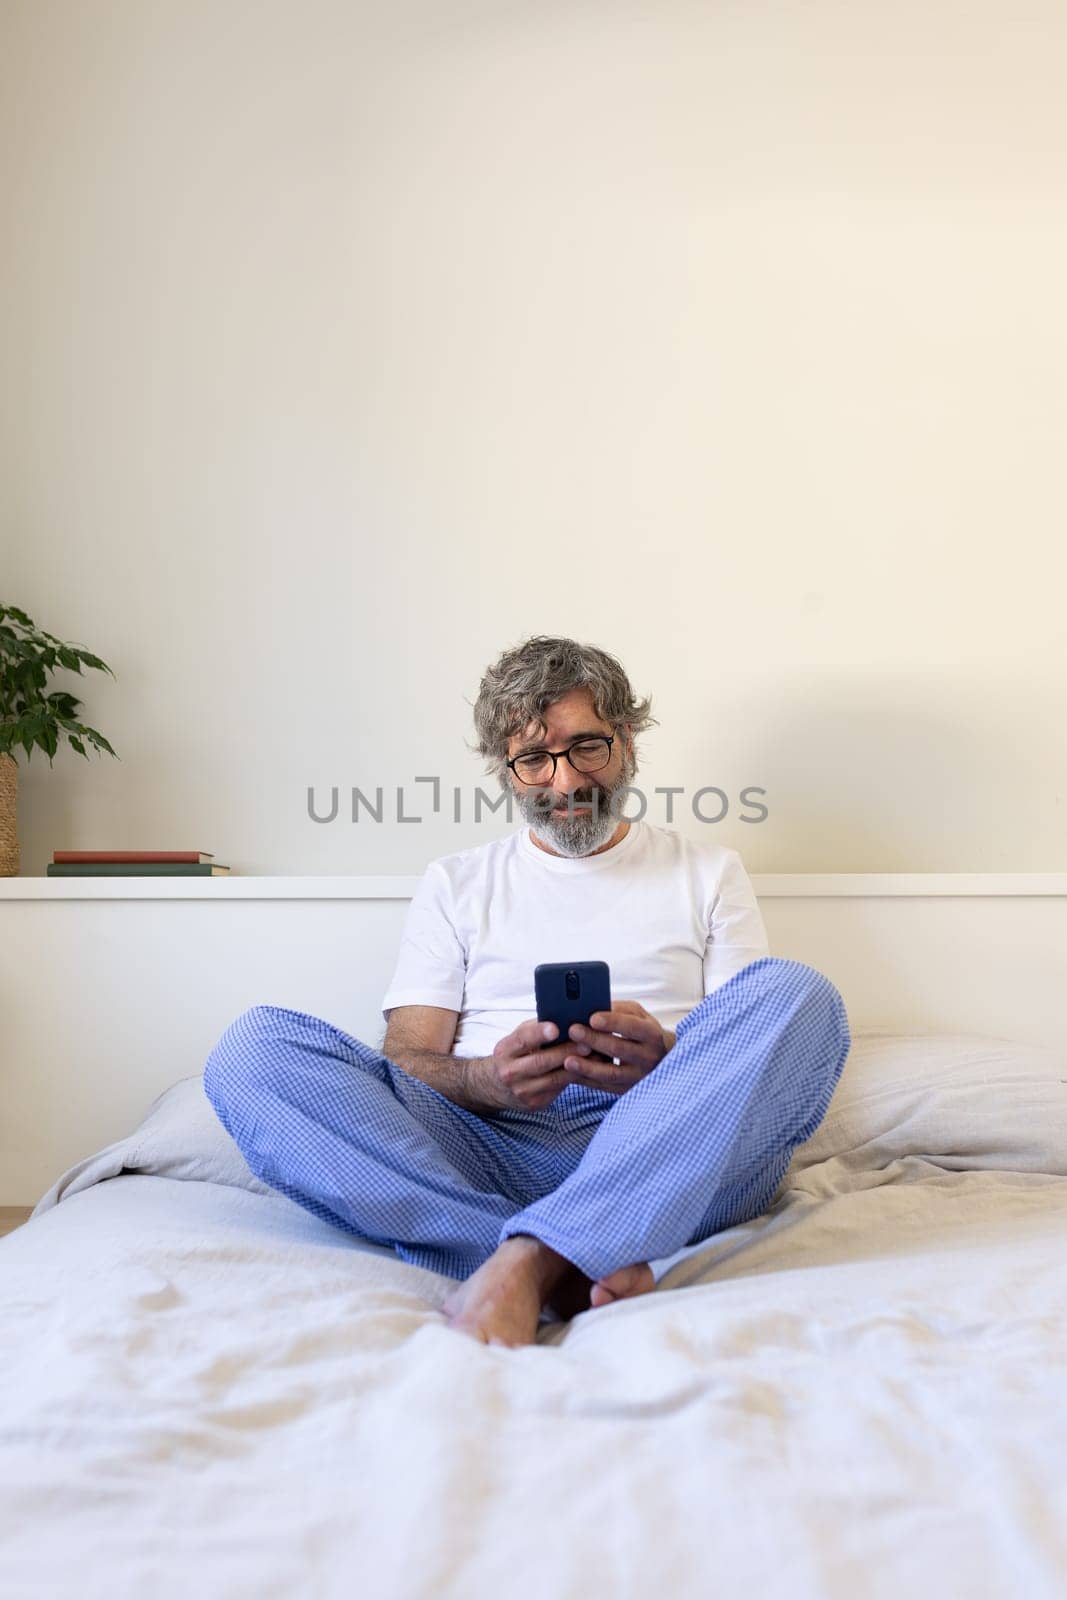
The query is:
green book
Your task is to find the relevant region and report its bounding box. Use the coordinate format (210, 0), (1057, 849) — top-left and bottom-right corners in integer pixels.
(46, 862), (231, 876)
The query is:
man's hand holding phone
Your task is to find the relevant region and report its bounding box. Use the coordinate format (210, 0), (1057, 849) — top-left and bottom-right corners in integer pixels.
(472, 1019), (577, 1113)
(562, 1001), (675, 1096)
(473, 1002), (676, 1113)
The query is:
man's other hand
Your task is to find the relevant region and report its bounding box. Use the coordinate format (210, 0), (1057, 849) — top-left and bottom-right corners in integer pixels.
(563, 1000), (675, 1096)
(474, 1020), (576, 1113)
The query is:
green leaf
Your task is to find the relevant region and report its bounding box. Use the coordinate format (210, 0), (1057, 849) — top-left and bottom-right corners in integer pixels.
(68, 733), (87, 758)
(84, 726), (118, 758)
(75, 649), (114, 676)
(47, 691), (81, 714)
(57, 647), (83, 673)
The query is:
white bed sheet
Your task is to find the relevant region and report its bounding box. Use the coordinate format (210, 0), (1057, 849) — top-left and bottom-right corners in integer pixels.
(2, 1034), (1067, 1599)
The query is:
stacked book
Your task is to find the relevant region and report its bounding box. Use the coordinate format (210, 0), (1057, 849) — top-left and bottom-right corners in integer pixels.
(47, 851), (231, 877)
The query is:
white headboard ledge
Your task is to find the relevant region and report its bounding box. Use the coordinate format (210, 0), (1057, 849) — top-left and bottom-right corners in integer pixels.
(2, 873), (1064, 1202)
(5, 871), (1067, 900)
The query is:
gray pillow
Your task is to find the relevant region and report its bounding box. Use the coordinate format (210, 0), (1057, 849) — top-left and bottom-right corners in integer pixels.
(32, 1074), (274, 1216)
(786, 1031), (1067, 1186)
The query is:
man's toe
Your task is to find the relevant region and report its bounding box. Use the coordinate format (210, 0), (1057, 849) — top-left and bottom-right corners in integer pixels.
(591, 1261), (655, 1305)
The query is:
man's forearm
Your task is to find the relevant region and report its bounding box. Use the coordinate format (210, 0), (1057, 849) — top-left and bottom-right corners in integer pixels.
(384, 1046), (498, 1113)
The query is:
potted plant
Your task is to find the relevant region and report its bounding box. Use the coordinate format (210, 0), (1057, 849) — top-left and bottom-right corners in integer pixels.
(0, 604), (118, 876)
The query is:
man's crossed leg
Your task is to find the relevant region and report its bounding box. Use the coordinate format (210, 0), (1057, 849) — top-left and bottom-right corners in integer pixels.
(204, 957), (850, 1347)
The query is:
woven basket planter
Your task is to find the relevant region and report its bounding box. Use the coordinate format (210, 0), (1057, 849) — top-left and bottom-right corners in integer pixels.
(0, 753), (18, 876)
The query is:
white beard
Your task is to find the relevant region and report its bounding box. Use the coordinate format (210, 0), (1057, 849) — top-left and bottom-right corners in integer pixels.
(514, 751), (637, 858)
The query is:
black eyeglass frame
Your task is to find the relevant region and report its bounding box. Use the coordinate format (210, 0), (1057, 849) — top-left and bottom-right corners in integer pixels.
(505, 733), (615, 784)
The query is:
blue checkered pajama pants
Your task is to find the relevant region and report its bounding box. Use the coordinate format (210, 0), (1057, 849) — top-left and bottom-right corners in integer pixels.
(203, 956), (850, 1284)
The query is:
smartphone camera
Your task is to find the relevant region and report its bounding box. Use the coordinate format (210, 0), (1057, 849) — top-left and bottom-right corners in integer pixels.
(565, 969), (580, 1000)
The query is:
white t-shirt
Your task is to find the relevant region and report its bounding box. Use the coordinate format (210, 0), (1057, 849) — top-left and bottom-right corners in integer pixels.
(380, 819), (770, 1059)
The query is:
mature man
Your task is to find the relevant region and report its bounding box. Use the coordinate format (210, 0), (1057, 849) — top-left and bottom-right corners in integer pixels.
(205, 636), (851, 1348)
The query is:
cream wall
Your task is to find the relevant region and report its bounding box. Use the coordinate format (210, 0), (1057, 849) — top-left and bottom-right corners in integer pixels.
(1, 0), (1064, 876)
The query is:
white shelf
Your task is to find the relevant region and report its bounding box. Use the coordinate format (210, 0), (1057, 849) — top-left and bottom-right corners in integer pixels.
(1, 873), (1066, 900)
(0, 874), (422, 899)
(753, 873), (1067, 898)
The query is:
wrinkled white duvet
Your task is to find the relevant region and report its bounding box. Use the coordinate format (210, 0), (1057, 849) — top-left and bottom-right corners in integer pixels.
(2, 1034), (1066, 1600)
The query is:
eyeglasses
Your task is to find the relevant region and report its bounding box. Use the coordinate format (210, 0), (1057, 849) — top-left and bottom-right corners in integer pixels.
(506, 734), (614, 785)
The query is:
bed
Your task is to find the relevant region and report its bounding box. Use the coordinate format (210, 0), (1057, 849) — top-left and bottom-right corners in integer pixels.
(3, 1024), (1066, 1598)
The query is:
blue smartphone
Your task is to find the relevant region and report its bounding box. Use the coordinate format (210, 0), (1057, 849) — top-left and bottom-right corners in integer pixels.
(534, 961), (614, 1064)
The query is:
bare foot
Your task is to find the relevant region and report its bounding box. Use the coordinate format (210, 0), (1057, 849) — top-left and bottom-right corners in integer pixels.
(588, 1261), (656, 1309)
(442, 1235), (574, 1347)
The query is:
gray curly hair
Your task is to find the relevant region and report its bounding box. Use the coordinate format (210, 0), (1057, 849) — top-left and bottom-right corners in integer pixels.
(467, 635), (658, 785)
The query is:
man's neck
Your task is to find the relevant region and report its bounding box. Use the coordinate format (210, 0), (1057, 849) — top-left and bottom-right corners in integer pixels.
(526, 819), (631, 859)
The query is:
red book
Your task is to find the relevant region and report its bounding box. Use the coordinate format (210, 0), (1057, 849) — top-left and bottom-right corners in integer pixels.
(52, 851), (216, 863)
